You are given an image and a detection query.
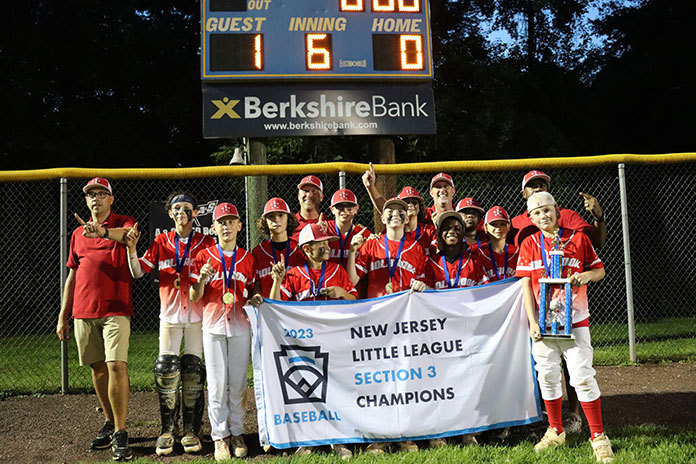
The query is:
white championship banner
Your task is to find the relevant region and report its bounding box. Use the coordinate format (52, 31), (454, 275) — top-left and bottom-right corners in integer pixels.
(245, 278), (542, 448)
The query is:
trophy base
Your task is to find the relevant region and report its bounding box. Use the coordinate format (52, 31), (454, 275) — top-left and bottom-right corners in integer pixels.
(540, 333), (575, 340)
(539, 278), (571, 285)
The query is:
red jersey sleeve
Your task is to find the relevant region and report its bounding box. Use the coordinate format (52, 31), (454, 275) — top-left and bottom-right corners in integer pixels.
(139, 235), (161, 273)
(514, 235), (536, 279)
(67, 230), (80, 269)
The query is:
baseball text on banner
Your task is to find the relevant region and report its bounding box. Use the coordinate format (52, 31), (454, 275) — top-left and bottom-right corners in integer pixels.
(245, 278), (542, 448)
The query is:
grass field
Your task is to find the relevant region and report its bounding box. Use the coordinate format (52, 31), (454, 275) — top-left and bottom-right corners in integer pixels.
(1, 317), (694, 395)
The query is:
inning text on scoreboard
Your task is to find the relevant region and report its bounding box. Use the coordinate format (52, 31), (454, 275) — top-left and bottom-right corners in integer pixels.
(201, 0), (433, 80)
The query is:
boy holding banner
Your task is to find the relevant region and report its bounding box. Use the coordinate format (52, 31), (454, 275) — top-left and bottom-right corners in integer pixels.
(516, 192), (614, 463)
(190, 203), (256, 462)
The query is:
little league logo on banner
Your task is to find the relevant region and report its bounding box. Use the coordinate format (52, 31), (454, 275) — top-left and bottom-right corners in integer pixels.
(245, 279), (542, 449)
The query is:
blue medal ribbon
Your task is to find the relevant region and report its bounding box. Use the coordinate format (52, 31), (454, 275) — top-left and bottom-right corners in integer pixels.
(304, 262), (327, 297)
(384, 234), (407, 286)
(269, 240), (290, 265)
(487, 243), (508, 281)
(217, 245), (237, 294)
(174, 233), (194, 274)
(441, 252), (464, 288)
(540, 228), (563, 276)
(334, 223), (353, 266)
(415, 225), (421, 241)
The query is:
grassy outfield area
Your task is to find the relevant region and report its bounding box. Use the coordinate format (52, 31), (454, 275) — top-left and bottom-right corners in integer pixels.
(1, 317), (694, 394)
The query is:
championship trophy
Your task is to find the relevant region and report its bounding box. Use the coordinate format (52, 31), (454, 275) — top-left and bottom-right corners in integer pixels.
(538, 231), (574, 339)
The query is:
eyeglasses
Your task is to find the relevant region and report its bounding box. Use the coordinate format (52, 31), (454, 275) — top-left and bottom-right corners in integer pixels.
(333, 203), (356, 211)
(85, 191), (111, 199)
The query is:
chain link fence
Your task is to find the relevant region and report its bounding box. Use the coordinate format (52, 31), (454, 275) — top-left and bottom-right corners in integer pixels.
(1, 159), (694, 394)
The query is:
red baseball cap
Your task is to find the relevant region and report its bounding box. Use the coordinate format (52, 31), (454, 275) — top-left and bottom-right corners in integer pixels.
(213, 202), (239, 221)
(430, 172), (454, 189)
(297, 175), (323, 192)
(397, 186), (423, 201)
(330, 189), (358, 207)
(298, 223), (339, 246)
(263, 198), (291, 216)
(456, 197), (484, 213)
(484, 206), (510, 224)
(522, 170), (551, 191)
(83, 177), (112, 194)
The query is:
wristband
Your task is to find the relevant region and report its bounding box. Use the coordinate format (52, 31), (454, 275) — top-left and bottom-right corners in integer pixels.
(593, 215), (605, 223)
(101, 228), (109, 239)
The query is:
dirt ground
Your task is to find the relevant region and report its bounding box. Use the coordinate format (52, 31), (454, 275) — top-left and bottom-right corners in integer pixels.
(1, 363), (694, 464)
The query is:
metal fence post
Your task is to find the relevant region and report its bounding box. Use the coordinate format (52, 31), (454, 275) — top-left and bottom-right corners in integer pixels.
(339, 171), (346, 190)
(60, 178), (69, 393)
(618, 164), (637, 362)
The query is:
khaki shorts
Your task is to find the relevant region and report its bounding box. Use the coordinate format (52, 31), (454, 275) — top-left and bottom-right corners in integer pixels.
(74, 316), (131, 366)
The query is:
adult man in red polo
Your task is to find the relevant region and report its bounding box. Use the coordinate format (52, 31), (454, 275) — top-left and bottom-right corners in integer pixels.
(56, 177), (136, 461)
(291, 175), (324, 241)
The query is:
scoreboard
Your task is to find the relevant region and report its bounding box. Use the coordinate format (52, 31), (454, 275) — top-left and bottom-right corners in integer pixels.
(201, 0), (433, 80)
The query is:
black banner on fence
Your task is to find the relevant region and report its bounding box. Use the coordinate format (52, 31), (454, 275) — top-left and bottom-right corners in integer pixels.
(202, 83), (436, 137)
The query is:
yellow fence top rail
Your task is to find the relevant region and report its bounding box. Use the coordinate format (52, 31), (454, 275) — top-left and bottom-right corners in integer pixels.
(2, 153), (694, 182)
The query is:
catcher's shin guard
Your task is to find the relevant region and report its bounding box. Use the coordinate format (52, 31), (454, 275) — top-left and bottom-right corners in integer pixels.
(181, 354), (205, 436)
(154, 355), (181, 434)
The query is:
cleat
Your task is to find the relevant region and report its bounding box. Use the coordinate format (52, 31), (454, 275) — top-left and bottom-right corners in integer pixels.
(590, 434), (615, 463)
(91, 421), (114, 450)
(331, 444), (353, 460)
(564, 412), (583, 434)
(366, 442), (388, 455)
(294, 446), (316, 456)
(111, 430), (133, 461)
(263, 444), (272, 453)
(535, 428), (566, 452)
(429, 438), (447, 448)
(155, 432), (175, 456)
(230, 435), (248, 458)
(181, 431), (202, 453)
(399, 440), (418, 452)
(214, 438), (231, 462)
(461, 434), (478, 446)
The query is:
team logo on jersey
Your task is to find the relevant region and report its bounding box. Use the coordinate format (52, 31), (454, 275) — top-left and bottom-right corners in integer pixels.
(274, 345), (329, 405)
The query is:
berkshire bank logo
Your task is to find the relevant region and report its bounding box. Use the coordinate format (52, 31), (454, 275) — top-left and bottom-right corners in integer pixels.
(274, 345), (329, 405)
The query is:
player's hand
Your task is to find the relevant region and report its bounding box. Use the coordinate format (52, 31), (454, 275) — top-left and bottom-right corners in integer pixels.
(568, 271), (588, 287)
(350, 234), (366, 252)
(198, 258), (215, 282)
(317, 212), (327, 233)
(410, 280), (426, 293)
(56, 318), (70, 341)
(579, 192), (603, 219)
(321, 286), (344, 299)
(249, 294), (264, 307)
(529, 322), (542, 342)
(124, 223), (140, 250)
(271, 254), (286, 282)
(362, 162), (376, 189)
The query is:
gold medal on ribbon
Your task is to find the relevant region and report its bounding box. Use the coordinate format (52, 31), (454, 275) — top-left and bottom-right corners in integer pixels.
(173, 276), (181, 289)
(385, 282), (393, 294)
(222, 292), (235, 305)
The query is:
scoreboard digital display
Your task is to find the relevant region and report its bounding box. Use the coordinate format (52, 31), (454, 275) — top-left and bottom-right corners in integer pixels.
(201, 0), (433, 80)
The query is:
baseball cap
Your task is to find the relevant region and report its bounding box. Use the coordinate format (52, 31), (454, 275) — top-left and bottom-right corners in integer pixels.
(298, 223), (339, 246)
(397, 186), (423, 201)
(83, 177), (112, 194)
(484, 206), (510, 224)
(456, 197), (484, 213)
(330, 189), (358, 207)
(430, 172), (454, 189)
(527, 192), (556, 212)
(435, 211), (463, 229)
(297, 175), (323, 192)
(522, 170), (551, 191)
(213, 202), (240, 221)
(382, 197), (408, 211)
(263, 198), (291, 216)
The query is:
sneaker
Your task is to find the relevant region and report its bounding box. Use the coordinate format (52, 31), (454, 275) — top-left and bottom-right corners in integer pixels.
(262, 444), (272, 453)
(91, 421), (114, 450)
(155, 432), (175, 456)
(230, 435), (248, 458)
(590, 434), (615, 463)
(461, 434), (478, 446)
(331, 444), (353, 460)
(181, 431), (202, 453)
(399, 440), (418, 452)
(429, 438), (447, 448)
(365, 442), (389, 455)
(564, 412), (583, 434)
(214, 438), (231, 462)
(111, 430), (133, 461)
(294, 446), (316, 456)
(534, 428), (566, 452)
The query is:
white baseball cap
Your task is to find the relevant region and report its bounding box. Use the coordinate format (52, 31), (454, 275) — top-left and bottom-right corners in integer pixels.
(527, 192), (556, 212)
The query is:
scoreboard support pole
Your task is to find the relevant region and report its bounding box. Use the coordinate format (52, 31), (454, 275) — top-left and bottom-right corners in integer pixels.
(246, 137), (268, 250)
(369, 136), (396, 235)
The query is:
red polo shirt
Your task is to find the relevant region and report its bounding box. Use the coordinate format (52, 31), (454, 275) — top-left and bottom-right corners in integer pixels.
(67, 212), (136, 319)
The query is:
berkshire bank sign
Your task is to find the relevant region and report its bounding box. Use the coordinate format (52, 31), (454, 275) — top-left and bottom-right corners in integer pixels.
(202, 83), (436, 137)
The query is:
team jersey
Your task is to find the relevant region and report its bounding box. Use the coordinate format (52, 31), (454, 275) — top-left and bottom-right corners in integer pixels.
(190, 245), (255, 336)
(67, 212), (136, 319)
(290, 212), (320, 242)
(510, 208), (593, 247)
(425, 249), (484, 289)
(475, 243), (519, 283)
(139, 230), (216, 324)
(280, 261), (358, 301)
(406, 223), (437, 257)
(252, 239), (305, 297)
(464, 231), (489, 250)
(326, 220), (371, 266)
(355, 234), (426, 298)
(515, 229), (603, 325)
